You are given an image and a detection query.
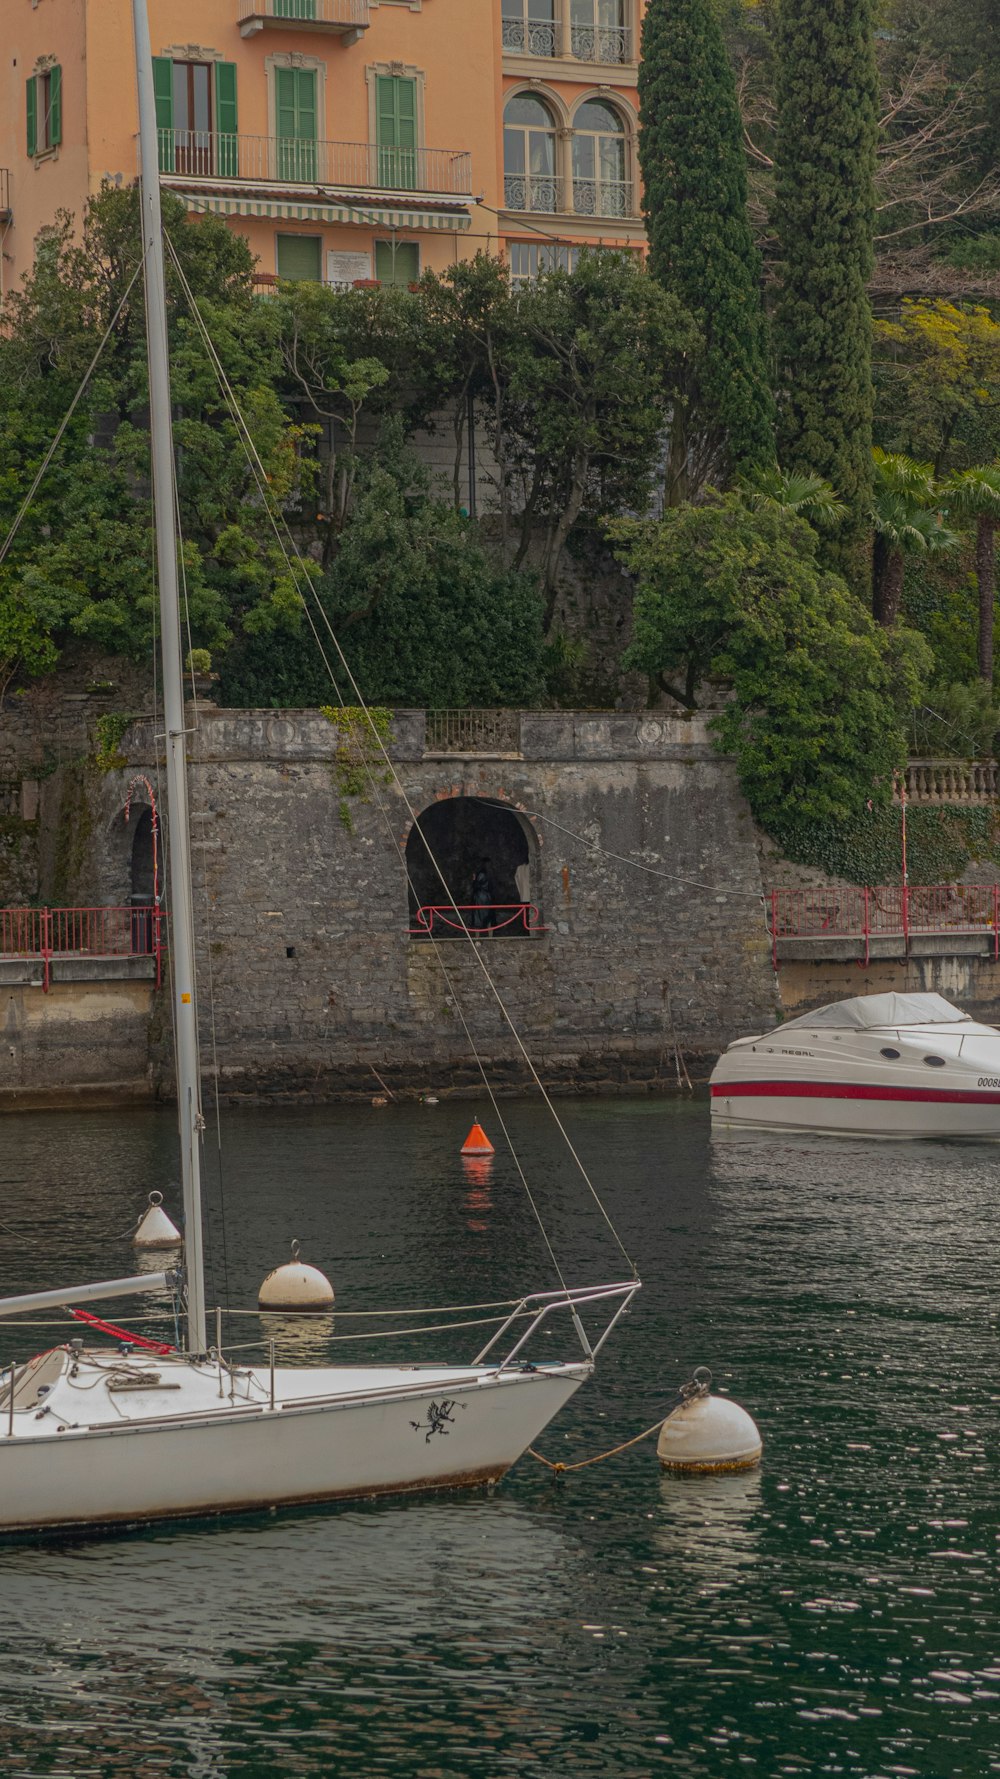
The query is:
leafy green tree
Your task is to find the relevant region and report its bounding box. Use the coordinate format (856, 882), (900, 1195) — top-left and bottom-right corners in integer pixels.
(0, 183), (309, 687)
(417, 255), (515, 524)
(941, 464), (1000, 681)
(771, 0), (878, 566)
(610, 496), (930, 853)
(501, 251), (695, 621)
(220, 429), (546, 710)
(874, 301), (1000, 474)
(871, 449), (959, 628)
(638, 0), (775, 498)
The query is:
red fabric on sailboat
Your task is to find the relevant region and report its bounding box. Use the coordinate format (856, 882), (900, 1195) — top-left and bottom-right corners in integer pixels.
(69, 1308), (175, 1354)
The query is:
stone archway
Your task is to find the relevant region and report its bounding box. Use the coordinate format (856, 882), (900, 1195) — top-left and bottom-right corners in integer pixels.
(406, 797), (539, 936)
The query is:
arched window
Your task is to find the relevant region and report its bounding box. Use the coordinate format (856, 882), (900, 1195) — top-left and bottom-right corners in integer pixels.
(572, 100), (628, 217)
(570, 0), (630, 65)
(502, 0), (558, 58)
(504, 93), (559, 213)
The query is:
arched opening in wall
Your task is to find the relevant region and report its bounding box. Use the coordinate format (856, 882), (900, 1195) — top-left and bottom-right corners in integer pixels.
(130, 807), (156, 954)
(406, 798), (542, 938)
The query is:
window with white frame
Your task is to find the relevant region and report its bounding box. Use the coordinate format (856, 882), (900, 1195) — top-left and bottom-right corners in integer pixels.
(571, 99), (629, 217)
(508, 241), (581, 289)
(503, 93), (560, 213)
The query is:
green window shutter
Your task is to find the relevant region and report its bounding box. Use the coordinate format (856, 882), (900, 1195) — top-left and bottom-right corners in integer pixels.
(153, 57), (174, 172)
(375, 241), (419, 286)
(49, 65), (62, 147)
(275, 68), (317, 182)
(26, 76), (37, 157)
(276, 234), (322, 282)
(376, 76), (417, 189)
(215, 62), (238, 177)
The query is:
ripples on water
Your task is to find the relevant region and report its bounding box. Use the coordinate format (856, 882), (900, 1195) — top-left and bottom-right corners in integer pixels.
(1, 1099), (997, 1777)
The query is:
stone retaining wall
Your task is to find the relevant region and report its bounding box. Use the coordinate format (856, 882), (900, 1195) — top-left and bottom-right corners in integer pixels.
(81, 707), (777, 1100)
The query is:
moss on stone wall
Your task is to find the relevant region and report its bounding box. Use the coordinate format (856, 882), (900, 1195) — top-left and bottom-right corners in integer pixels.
(785, 803), (1000, 886)
(50, 765), (96, 906)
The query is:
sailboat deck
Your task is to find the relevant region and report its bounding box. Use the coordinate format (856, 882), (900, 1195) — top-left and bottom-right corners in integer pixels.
(2, 1346), (589, 1441)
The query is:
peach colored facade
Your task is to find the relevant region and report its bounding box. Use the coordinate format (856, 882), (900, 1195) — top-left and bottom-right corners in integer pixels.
(0, 0), (646, 297)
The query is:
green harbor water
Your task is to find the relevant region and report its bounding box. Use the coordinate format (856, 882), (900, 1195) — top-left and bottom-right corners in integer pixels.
(0, 1096), (997, 1778)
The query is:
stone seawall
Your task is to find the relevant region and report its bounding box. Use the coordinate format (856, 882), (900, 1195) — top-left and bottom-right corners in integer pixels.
(0, 979), (155, 1110)
(85, 708), (776, 1100)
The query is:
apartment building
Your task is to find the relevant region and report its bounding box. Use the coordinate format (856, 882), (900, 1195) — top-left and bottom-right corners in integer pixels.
(1, 0), (646, 297)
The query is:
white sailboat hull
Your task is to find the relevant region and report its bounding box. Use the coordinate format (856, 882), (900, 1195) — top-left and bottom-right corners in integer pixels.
(0, 1354), (589, 1535)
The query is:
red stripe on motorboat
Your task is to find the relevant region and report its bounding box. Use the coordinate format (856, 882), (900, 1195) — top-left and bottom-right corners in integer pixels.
(710, 1081), (1000, 1104)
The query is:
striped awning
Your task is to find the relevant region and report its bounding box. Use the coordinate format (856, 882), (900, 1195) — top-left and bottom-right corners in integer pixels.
(167, 183), (472, 232)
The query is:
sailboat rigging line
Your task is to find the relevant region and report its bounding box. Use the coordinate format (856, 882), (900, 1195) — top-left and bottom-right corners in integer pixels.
(0, 260), (144, 573)
(222, 1296), (522, 1317)
(471, 798), (770, 900)
(162, 232), (637, 1283)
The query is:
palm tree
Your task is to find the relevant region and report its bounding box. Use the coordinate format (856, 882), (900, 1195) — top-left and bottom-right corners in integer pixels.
(739, 468), (847, 526)
(871, 449), (959, 628)
(941, 465), (1000, 682)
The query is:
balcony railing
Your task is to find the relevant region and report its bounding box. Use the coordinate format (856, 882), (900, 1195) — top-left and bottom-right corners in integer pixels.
(504, 173), (634, 218)
(571, 177), (633, 218)
(899, 758), (1000, 805)
(569, 22), (633, 62)
(501, 17), (633, 62)
(238, 0), (371, 34)
(502, 16), (562, 55)
(503, 172), (564, 214)
(155, 131), (473, 195)
(0, 906), (166, 992)
(424, 709), (522, 755)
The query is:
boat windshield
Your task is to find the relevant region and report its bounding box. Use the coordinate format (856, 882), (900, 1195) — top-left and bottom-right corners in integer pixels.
(776, 992), (972, 1032)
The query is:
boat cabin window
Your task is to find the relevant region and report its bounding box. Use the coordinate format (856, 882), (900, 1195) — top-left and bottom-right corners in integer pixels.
(880, 1046), (900, 1059)
(923, 1054), (946, 1067)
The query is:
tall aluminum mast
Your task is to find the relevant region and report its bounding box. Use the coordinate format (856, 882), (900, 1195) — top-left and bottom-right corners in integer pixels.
(132, 0), (207, 1354)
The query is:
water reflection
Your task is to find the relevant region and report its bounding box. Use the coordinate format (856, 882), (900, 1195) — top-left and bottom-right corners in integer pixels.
(461, 1154), (494, 1231)
(2, 1098), (997, 1778)
(653, 1469), (763, 1588)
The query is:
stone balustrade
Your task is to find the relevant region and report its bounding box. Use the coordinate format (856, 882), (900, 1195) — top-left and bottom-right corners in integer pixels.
(898, 759), (999, 805)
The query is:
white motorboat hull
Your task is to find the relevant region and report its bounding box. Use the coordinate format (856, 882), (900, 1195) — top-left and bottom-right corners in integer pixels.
(710, 1001), (1000, 1139)
(0, 1353), (589, 1536)
(711, 1078), (1000, 1139)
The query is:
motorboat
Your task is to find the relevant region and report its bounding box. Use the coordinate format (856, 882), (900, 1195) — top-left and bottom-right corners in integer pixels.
(710, 992), (1000, 1139)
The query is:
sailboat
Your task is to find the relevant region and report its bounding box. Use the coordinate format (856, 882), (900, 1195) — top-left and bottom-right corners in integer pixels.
(0, 0), (638, 1537)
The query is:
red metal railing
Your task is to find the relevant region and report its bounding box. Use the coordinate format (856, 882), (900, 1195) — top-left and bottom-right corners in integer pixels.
(768, 885), (1000, 970)
(0, 906), (166, 992)
(410, 903), (546, 938)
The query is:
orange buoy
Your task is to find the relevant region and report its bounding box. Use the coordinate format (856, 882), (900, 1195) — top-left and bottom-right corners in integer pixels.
(461, 1121), (494, 1156)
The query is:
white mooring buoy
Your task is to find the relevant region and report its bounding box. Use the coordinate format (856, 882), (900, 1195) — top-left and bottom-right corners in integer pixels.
(656, 1367), (762, 1473)
(258, 1240), (335, 1312)
(132, 1191), (182, 1251)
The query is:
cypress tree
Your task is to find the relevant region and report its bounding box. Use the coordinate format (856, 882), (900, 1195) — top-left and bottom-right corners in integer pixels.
(638, 0), (775, 499)
(772, 0), (878, 561)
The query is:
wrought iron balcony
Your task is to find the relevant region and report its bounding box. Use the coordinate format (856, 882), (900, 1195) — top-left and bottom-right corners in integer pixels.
(569, 21), (633, 63)
(501, 16), (562, 56)
(155, 131), (473, 196)
(571, 176), (634, 218)
(503, 171), (564, 214)
(238, 0), (371, 37)
(501, 18), (634, 64)
(504, 173), (634, 218)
